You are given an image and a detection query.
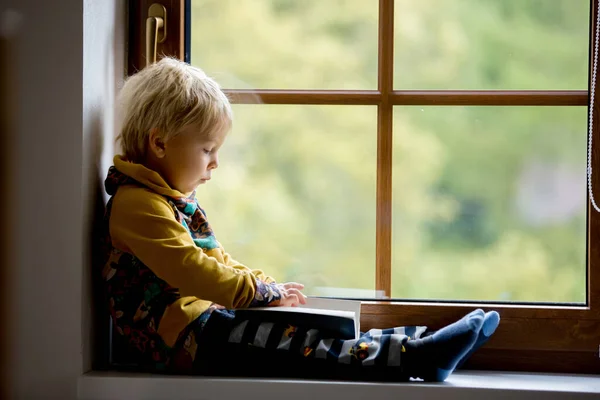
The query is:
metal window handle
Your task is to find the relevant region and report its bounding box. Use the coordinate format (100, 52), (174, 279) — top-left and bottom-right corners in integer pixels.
(146, 3), (167, 67)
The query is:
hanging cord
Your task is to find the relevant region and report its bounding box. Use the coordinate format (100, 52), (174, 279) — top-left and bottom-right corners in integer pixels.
(588, 0), (600, 212)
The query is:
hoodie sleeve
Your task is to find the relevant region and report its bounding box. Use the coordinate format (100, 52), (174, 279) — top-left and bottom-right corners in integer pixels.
(109, 186), (281, 309)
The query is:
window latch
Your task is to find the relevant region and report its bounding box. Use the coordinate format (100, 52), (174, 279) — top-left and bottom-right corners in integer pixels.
(146, 3), (167, 67)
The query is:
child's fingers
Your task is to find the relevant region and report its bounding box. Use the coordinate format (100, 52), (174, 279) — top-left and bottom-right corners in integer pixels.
(293, 288), (307, 304)
(282, 282), (304, 289)
(286, 288), (306, 305)
(286, 293), (300, 307)
(299, 291), (307, 304)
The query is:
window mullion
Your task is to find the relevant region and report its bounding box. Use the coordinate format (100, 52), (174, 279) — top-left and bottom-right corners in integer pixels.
(376, 0), (394, 298)
(390, 90), (588, 106)
(223, 89), (382, 105)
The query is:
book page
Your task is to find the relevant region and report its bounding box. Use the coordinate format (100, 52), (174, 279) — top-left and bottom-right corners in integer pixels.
(243, 298), (361, 338)
(300, 297), (361, 315)
(251, 306), (354, 320)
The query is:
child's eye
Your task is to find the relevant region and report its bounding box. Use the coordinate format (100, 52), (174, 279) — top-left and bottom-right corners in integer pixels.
(203, 149), (212, 155)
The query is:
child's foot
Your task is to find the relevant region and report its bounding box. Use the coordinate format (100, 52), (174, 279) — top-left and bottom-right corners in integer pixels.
(403, 309), (484, 382)
(455, 311), (500, 369)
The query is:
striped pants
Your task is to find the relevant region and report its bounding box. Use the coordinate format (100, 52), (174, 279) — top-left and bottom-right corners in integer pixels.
(192, 309), (429, 381)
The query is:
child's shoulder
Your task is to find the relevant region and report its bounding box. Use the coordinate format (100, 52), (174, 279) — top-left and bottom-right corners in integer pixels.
(111, 185), (174, 218)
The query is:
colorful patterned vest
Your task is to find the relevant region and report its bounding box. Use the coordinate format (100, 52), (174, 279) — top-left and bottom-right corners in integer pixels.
(100, 167), (219, 372)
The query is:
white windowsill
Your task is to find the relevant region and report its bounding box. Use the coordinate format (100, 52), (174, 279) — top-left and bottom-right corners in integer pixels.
(78, 370), (600, 400)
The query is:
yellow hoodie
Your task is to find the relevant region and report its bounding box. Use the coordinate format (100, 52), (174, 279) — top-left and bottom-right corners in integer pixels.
(104, 155), (277, 349)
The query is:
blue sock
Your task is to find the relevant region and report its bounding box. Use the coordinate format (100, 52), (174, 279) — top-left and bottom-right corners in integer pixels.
(455, 311), (500, 369)
(404, 309), (484, 382)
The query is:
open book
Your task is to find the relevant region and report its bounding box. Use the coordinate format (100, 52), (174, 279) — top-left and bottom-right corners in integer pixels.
(236, 297), (361, 340)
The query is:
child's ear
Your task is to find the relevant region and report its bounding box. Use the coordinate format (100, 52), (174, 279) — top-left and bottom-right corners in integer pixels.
(148, 129), (166, 158)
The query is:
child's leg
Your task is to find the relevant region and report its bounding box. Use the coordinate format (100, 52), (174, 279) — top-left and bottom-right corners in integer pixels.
(402, 309), (486, 381)
(362, 325), (429, 341)
(194, 308), (486, 382)
(415, 311), (501, 371)
(455, 311), (500, 369)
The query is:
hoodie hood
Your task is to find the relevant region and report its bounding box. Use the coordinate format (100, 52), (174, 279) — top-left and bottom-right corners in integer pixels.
(104, 155), (189, 199)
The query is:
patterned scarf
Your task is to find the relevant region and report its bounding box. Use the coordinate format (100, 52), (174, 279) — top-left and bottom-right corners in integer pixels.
(104, 166), (219, 250)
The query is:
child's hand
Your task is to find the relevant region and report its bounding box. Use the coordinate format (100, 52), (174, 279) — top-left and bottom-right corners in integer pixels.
(275, 282), (307, 307)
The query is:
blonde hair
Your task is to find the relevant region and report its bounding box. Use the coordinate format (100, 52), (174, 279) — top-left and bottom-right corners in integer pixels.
(116, 57), (232, 162)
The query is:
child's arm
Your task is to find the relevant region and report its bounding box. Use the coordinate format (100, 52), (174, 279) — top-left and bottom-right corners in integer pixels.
(218, 244), (276, 284)
(110, 188), (280, 309)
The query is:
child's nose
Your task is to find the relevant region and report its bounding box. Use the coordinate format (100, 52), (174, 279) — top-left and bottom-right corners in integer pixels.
(210, 154), (219, 169)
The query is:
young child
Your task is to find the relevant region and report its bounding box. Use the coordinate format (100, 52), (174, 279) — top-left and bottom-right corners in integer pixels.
(100, 57), (500, 382)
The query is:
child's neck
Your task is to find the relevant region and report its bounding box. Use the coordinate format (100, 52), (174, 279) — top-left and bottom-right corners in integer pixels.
(142, 155), (165, 177)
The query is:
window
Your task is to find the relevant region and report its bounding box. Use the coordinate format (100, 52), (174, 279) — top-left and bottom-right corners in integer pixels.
(128, 0), (600, 374)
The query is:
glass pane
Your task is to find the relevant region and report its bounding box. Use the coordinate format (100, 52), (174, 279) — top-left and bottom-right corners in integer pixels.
(190, 0), (378, 90)
(392, 106), (587, 303)
(394, 0), (590, 90)
(197, 105), (377, 297)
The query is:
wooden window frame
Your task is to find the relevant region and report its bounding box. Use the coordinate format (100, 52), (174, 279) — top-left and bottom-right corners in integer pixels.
(128, 0), (600, 374)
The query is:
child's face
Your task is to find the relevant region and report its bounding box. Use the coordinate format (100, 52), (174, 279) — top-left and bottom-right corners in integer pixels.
(153, 124), (227, 194)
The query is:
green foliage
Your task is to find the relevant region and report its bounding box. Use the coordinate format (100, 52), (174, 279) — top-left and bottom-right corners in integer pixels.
(190, 0), (590, 303)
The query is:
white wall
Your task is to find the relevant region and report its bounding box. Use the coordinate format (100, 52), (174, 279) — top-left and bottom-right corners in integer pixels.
(82, 0), (126, 372)
(3, 0), (125, 398)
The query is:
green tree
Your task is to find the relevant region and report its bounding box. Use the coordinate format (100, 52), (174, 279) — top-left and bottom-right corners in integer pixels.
(190, 0), (589, 303)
